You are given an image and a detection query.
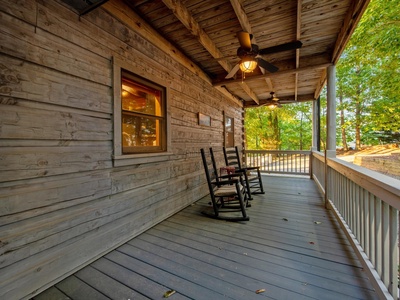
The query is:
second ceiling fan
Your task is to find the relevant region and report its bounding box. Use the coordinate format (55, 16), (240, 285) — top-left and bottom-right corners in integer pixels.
(225, 31), (302, 79)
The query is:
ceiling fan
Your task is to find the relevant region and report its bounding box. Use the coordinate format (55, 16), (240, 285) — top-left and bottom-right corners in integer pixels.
(225, 31), (302, 79)
(261, 92), (281, 108)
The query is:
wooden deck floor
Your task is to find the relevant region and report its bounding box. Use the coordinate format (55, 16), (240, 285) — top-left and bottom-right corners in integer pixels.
(33, 176), (377, 300)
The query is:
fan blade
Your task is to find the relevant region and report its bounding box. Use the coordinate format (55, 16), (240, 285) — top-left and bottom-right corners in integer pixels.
(257, 58), (278, 73)
(259, 40), (303, 55)
(237, 31), (252, 50)
(225, 63), (240, 79)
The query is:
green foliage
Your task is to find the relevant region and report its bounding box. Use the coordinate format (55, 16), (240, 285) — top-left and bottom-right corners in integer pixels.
(245, 102), (313, 150)
(336, 0), (399, 147)
(245, 0), (398, 150)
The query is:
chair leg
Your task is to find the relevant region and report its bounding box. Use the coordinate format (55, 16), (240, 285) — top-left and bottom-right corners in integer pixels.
(256, 169), (265, 194)
(243, 172), (253, 200)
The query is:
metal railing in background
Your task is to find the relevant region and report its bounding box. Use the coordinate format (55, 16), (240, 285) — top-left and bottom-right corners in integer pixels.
(244, 150), (311, 176)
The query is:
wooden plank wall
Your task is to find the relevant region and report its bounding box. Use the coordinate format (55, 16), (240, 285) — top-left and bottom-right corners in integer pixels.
(0, 0), (244, 299)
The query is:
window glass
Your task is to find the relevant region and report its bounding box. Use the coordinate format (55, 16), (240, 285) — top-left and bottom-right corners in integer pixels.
(121, 72), (166, 153)
(225, 116), (234, 147)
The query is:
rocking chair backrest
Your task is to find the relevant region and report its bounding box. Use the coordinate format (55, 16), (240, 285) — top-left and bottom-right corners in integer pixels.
(223, 146), (243, 170)
(200, 148), (217, 191)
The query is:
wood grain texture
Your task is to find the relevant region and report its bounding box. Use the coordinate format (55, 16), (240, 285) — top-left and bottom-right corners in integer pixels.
(0, 0), (244, 299)
(35, 176), (377, 300)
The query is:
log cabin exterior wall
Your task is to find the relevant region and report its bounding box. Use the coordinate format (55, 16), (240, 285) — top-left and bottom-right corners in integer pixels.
(0, 0), (244, 298)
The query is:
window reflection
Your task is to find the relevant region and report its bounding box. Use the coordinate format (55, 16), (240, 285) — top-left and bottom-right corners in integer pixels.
(121, 74), (165, 153)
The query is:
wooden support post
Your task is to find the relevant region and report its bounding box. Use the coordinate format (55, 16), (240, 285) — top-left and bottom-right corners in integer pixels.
(326, 65), (336, 158)
(325, 65), (336, 208)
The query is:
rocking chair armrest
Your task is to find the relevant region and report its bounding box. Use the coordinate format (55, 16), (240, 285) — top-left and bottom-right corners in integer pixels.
(219, 173), (242, 180)
(240, 166), (260, 171)
(213, 178), (239, 186)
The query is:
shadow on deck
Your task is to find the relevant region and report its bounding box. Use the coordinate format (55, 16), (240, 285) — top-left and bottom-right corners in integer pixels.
(33, 176), (377, 300)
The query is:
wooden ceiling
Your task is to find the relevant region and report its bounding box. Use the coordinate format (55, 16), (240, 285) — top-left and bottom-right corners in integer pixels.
(124, 0), (370, 107)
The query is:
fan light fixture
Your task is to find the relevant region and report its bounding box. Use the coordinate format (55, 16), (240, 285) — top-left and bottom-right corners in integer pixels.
(239, 58), (257, 73)
(270, 92), (279, 101)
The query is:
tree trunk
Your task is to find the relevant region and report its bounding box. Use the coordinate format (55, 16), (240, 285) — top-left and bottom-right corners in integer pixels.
(339, 93), (348, 151)
(273, 112), (280, 149)
(355, 99), (362, 150)
(299, 112), (303, 150)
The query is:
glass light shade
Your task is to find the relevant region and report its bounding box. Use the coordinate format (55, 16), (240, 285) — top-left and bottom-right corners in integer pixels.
(239, 59), (257, 73)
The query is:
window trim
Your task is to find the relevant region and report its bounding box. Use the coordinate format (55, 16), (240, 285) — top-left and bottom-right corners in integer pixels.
(112, 57), (172, 166)
(224, 111), (235, 147)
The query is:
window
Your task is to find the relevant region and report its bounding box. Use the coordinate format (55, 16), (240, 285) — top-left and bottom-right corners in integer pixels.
(224, 114), (234, 147)
(121, 71), (166, 154)
(112, 57), (170, 165)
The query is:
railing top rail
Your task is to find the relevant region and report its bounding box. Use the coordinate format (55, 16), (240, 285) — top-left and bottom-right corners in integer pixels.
(245, 150), (311, 154)
(328, 157), (400, 210)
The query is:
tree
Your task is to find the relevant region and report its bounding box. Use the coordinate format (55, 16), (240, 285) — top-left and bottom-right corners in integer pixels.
(245, 107), (280, 149)
(245, 102), (313, 150)
(336, 0), (399, 148)
(245, 0), (398, 151)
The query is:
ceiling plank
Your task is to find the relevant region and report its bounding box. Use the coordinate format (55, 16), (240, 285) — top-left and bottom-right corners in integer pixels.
(229, 0), (270, 102)
(162, 0), (259, 104)
(294, 0), (302, 101)
(230, 0), (254, 41)
(161, 0), (231, 71)
(103, 0), (211, 84)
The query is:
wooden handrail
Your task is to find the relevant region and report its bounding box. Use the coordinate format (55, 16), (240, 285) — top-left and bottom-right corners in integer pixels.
(311, 150), (399, 299)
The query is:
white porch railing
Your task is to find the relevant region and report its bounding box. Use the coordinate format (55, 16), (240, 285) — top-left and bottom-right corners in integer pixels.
(244, 150), (311, 176)
(245, 149), (399, 299)
(312, 151), (399, 300)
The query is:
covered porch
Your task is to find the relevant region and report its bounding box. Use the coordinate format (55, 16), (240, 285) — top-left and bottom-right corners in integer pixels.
(34, 175), (377, 300)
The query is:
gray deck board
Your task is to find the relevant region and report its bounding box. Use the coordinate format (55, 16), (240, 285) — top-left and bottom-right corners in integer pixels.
(33, 176), (377, 300)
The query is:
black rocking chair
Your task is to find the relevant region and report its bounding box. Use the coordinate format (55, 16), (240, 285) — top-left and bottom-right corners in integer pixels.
(200, 148), (249, 221)
(223, 146), (265, 200)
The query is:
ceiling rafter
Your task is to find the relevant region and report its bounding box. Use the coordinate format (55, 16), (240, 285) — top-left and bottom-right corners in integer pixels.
(230, 0), (274, 94)
(294, 0), (302, 101)
(213, 59), (332, 87)
(245, 93), (316, 108)
(313, 0), (370, 99)
(161, 0), (259, 104)
(122, 0), (370, 108)
(332, 0), (370, 64)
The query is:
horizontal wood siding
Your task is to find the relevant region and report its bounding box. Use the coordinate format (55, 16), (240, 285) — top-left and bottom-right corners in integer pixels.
(0, 0), (243, 299)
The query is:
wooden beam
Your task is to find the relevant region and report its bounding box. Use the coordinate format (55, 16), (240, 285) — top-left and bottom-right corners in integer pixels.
(239, 82), (260, 104)
(161, 0), (232, 72)
(314, 68), (327, 99)
(244, 93), (315, 108)
(162, 0), (259, 104)
(230, 0), (253, 38)
(214, 86), (243, 107)
(332, 0), (370, 64)
(229, 0), (264, 104)
(213, 62), (332, 86)
(294, 0), (302, 101)
(103, 0), (211, 84)
(229, 0), (268, 103)
(312, 0), (369, 99)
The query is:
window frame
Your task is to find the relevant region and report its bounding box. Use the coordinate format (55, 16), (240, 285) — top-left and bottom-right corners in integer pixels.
(224, 112), (235, 147)
(113, 57), (171, 166)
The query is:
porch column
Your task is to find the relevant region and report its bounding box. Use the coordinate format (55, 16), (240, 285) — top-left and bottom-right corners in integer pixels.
(312, 96), (320, 152)
(326, 65), (336, 158)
